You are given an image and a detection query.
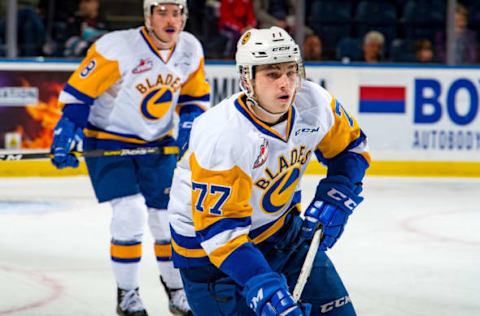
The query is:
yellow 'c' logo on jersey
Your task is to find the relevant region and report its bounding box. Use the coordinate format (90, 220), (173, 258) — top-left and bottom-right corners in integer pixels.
(140, 87), (173, 120)
(261, 167), (300, 214)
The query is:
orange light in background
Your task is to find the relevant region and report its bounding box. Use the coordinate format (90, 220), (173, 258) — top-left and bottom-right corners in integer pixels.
(20, 81), (64, 149)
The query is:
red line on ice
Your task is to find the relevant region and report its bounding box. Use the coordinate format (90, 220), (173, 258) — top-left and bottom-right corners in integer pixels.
(0, 266), (63, 315)
(400, 209), (480, 246)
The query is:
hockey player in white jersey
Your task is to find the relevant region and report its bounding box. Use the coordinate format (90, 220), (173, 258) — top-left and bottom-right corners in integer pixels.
(167, 27), (371, 315)
(50, 1), (209, 315)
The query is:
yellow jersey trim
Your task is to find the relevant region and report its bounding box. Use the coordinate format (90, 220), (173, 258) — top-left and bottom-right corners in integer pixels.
(171, 238), (207, 258)
(236, 94), (293, 142)
(251, 204), (301, 244)
(140, 27), (176, 63)
(209, 234), (250, 267)
(83, 128), (174, 144)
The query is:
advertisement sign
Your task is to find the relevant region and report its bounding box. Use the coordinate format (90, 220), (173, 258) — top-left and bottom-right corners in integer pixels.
(353, 68), (480, 162)
(0, 64), (73, 150)
(0, 61), (478, 177)
(208, 64), (479, 162)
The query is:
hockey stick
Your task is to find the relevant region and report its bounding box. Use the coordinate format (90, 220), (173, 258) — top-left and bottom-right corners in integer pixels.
(0, 146), (179, 161)
(293, 228), (323, 301)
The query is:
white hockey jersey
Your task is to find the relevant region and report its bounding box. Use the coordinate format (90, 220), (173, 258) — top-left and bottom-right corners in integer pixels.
(58, 27), (210, 143)
(168, 80), (370, 269)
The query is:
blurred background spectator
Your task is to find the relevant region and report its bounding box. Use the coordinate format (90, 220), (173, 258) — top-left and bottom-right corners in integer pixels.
(38, 0), (76, 56)
(218, 0), (256, 58)
(63, 0), (108, 57)
(362, 30), (384, 63)
(1, 0), (479, 63)
(414, 39), (434, 63)
(435, 3), (477, 64)
(0, 0), (46, 56)
(303, 34), (322, 61)
(253, 0), (313, 36)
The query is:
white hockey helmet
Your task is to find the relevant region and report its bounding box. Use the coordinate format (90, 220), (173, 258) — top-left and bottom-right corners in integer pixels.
(236, 26), (304, 97)
(143, 0), (188, 30)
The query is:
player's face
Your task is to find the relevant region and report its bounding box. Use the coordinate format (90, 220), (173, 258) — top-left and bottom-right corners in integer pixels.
(149, 4), (184, 49)
(253, 62), (298, 115)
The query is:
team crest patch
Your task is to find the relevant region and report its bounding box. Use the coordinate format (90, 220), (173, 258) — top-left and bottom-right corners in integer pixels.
(132, 58), (153, 74)
(253, 139), (268, 169)
(241, 31), (251, 45)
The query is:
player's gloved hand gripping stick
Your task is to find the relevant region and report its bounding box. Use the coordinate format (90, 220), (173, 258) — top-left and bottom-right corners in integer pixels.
(50, 116), (84, 169)
(301, 175), (363, 251)
(293, 176), (363, 302)
(244, 272), (311, 316)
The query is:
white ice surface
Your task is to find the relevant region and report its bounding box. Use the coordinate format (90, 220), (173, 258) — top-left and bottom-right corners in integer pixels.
(0, 176), (479, 315)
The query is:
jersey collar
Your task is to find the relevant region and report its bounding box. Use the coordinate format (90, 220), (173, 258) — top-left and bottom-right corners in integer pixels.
(140, 27), (176, 63)
(234, 94), (296, 143)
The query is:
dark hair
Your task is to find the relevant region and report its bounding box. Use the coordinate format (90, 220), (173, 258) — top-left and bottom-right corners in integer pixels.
(414, 39), (432, 53)
(456, 4), (468, 17)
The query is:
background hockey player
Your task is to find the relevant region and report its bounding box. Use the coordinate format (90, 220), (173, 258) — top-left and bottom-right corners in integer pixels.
(167, 27), (370, 315)
(49, 1), (209, 315)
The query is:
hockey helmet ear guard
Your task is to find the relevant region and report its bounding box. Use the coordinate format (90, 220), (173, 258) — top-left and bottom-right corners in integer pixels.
(235, 27), (305, 99)
(143, 0), (188, 30)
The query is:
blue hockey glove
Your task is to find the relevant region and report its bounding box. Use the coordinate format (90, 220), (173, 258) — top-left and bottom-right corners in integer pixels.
(177, 119), (192, 159)
(50, 116), (83, 169)
(177, 106), (203, 160)
(301, 175), (364, 251)
(244, 272), (310, 316)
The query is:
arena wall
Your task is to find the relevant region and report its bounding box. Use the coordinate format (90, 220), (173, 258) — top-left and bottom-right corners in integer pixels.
(1, 61), (479, 177)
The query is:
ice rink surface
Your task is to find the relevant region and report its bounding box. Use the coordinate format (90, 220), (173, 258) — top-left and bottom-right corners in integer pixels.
(0, 175), (479, 316)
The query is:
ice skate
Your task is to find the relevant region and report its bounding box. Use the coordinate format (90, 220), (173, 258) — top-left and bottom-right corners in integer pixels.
(116, 288), (148, 316)
(160, 277), (192, 316)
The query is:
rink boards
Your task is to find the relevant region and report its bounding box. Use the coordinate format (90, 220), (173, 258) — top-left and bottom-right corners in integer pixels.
(0, 60), (479, 177)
